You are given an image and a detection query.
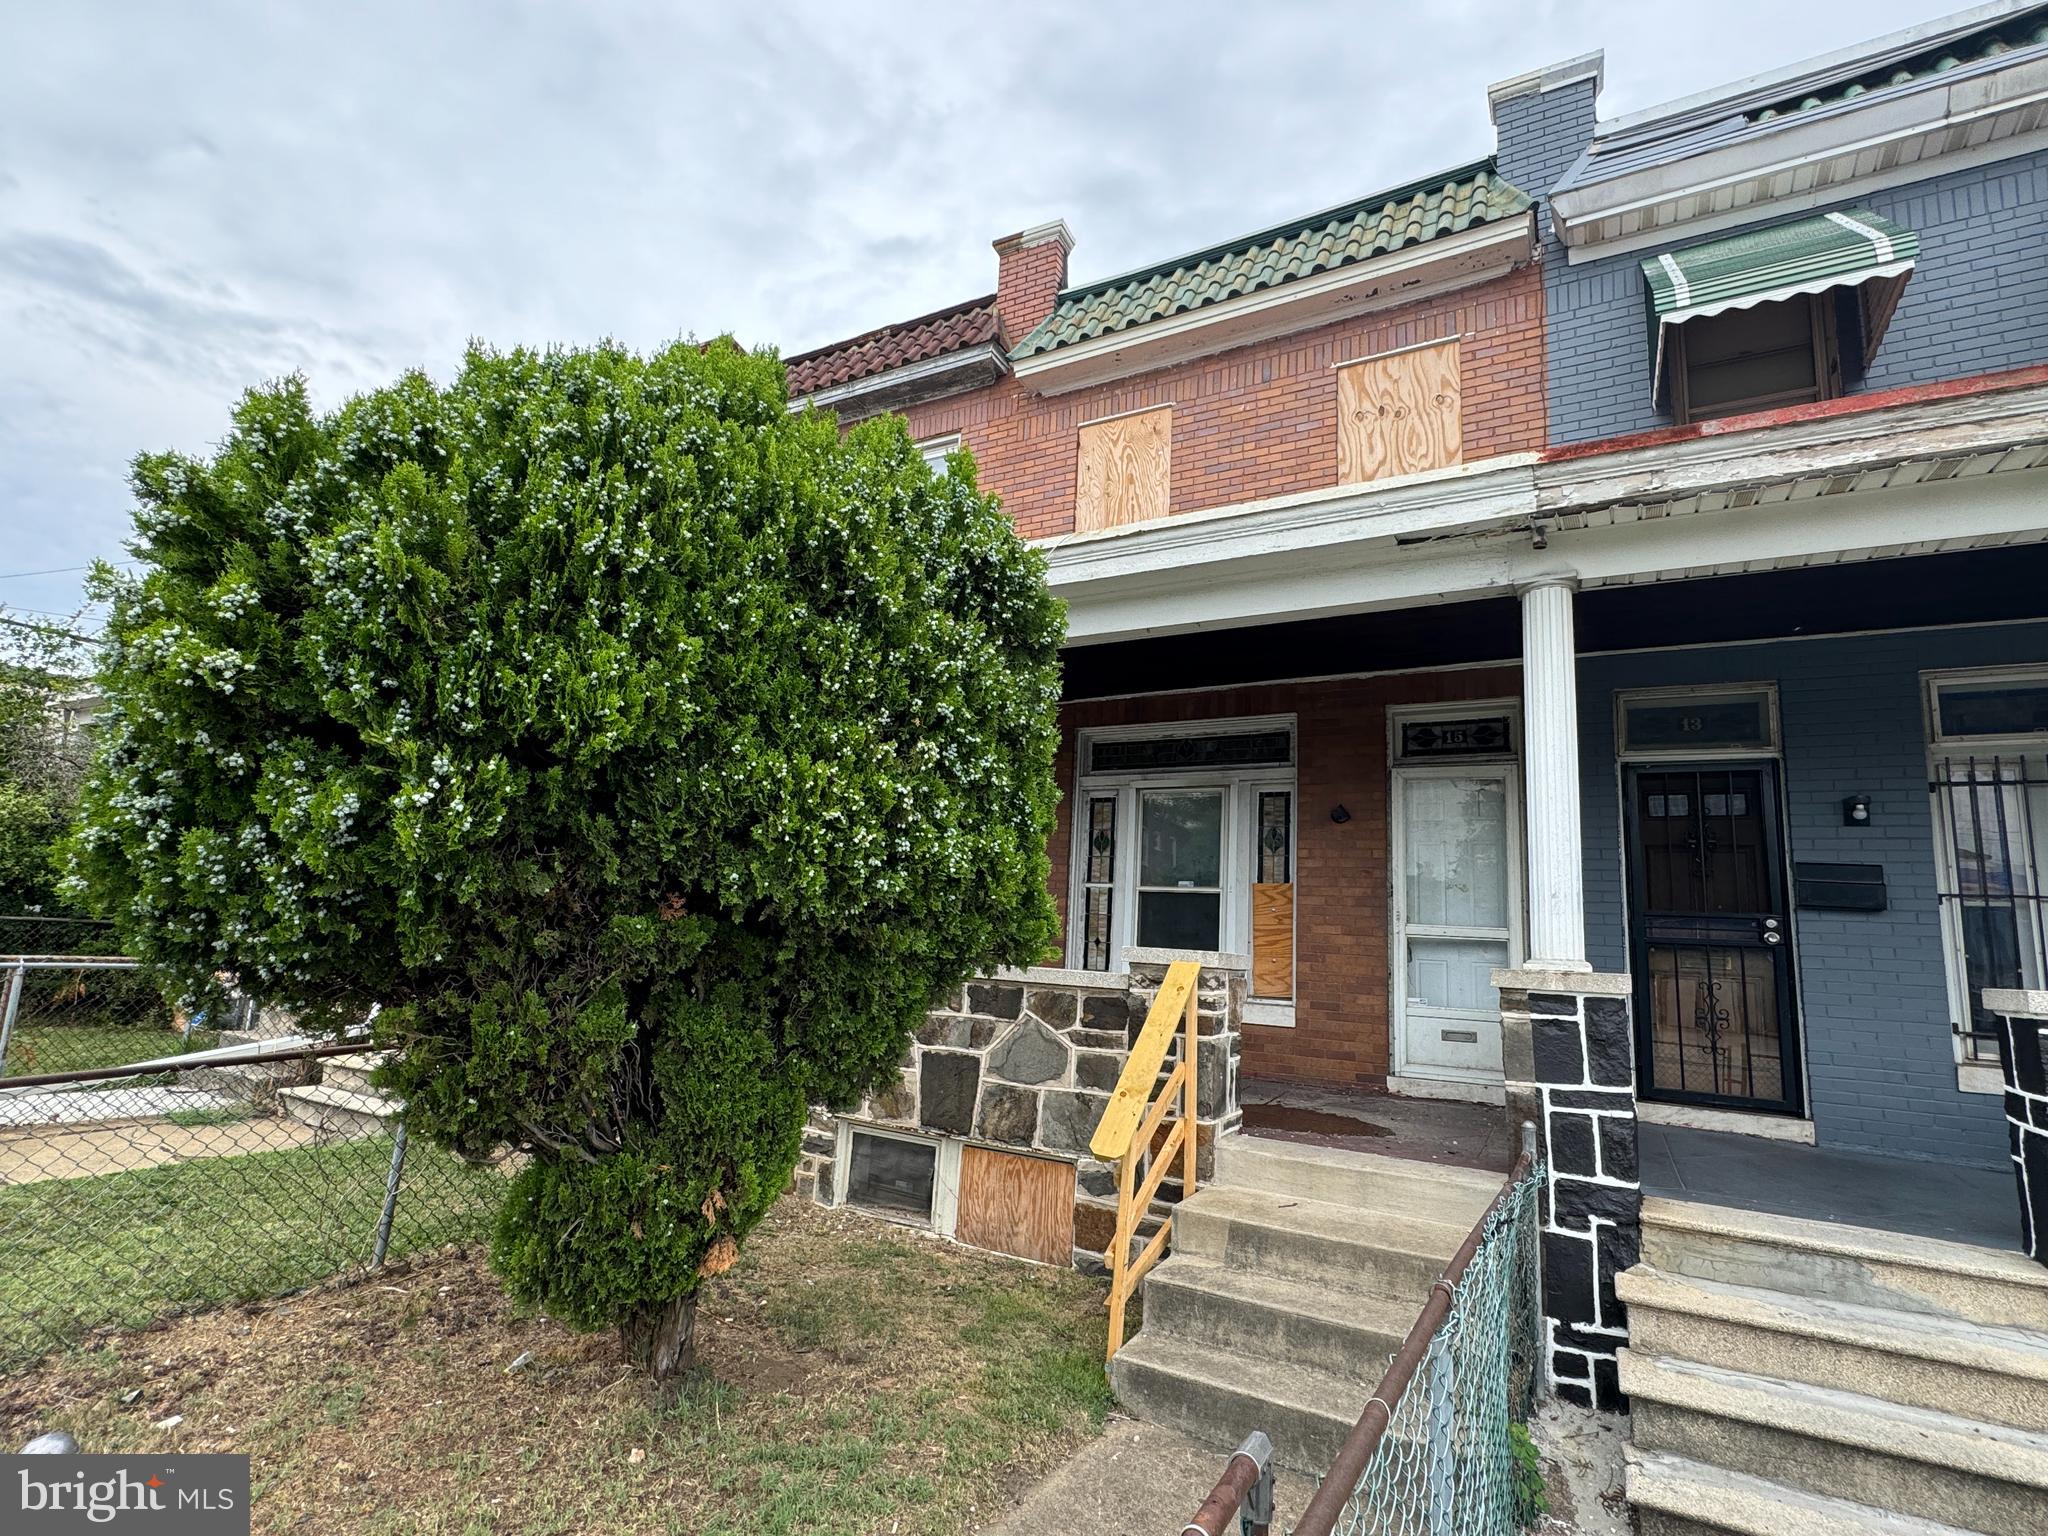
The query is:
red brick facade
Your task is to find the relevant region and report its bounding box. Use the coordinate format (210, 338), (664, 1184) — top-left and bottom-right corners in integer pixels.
(800, 219), (1548, 1092)
(899, 261), (1546, 539)
(1052, 667), (1522, 1088)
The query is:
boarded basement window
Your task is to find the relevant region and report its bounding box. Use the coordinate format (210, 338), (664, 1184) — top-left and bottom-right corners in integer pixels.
(1075, 404), (1171, 532)
(1336, 338), (1462, 484)
(953, 1145), (1075, 1265)
(843, 1130), (938, 1221)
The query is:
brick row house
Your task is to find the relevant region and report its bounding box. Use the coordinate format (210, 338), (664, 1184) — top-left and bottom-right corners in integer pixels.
(783, 5), (2048, 1526)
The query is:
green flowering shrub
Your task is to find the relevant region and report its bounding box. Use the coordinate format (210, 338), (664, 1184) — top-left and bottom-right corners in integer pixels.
(66, 339), (1063, 1373)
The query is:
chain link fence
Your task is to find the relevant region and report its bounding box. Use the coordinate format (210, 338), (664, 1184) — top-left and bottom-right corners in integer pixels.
(1306, 1159), (1546, 1536)
(0, 937), (510, 1372)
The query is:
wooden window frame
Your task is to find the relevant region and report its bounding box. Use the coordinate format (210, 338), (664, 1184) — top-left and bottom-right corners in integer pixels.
(1669, 296), (1843, 426)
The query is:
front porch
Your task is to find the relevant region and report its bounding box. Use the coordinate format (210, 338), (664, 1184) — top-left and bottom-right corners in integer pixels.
(1640, 1121), (2018, 1251)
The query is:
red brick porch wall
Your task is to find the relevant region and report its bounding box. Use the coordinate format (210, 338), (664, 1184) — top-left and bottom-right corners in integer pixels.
(1050, 665), (1523, 1088)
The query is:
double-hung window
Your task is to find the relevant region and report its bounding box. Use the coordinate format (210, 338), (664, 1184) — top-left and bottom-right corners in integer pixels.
(1926, 668), (2048, 1072)
(1068, 719), (1295, 1003)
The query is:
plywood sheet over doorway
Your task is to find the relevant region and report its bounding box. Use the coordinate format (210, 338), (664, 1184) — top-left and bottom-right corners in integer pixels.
(954, 1145), (1075, 1266)
(1336, 338), (1461, 483)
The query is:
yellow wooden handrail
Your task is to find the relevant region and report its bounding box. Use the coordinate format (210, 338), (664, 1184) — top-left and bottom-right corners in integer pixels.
(1090, 959), (1202, 1362)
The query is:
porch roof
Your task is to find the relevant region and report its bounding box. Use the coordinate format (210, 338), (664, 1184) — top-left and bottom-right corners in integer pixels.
(1042, 369), (2048, 648)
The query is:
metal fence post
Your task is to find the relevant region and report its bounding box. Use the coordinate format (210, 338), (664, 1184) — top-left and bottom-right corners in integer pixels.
(370, 1122), (409, 1268)
(1425, 1335), (1456, 1536)
(0, 961), (25, 1076)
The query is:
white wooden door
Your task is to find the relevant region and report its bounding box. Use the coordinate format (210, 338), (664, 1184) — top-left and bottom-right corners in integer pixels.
(1392, 765), (1522, 1083)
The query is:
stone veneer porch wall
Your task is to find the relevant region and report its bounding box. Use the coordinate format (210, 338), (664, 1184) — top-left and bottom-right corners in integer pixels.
(794, 952), (1247, 1271)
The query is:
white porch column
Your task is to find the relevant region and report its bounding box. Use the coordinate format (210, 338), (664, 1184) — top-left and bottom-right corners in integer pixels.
(1520, 578), (1589, 971)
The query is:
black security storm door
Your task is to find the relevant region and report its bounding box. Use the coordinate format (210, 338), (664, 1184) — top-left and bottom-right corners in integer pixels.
(1624, 763), (1802, 1114)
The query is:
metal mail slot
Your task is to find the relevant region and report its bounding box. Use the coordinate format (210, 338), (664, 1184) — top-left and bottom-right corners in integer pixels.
(1794, 861), (1887, 912)
(1440, 1028), (1480, 1044)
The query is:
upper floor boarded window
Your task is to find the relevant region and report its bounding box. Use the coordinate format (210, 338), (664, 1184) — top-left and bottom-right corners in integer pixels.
(1075, 404), (1171, 532)
(1336, 337), (1462, 484)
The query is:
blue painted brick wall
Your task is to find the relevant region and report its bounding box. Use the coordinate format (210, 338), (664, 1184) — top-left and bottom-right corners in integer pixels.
(1546, 149), (2048, 445)
(1575, 624), (2048, 1168)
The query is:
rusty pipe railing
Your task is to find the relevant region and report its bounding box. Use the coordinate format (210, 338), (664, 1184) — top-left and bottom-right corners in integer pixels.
(1183, 1431), (1275, 1536)
(1288, 1122), (1540, 1536)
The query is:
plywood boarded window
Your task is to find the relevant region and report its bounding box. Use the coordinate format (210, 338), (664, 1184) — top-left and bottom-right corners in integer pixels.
(953, 1145), (1075, 1266)
(1075, 405), (1171, 532)
(1251, 789), (1294, 1000)
(1336, 338), (1462, 485)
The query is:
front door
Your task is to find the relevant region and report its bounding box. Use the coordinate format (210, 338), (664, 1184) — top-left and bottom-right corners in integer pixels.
(1625, 763), (1802, 1113)
(1393, 765), (1521, 1084)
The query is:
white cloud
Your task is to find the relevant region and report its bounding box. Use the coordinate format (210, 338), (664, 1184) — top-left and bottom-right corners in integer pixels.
(0, 0), (1943, 615)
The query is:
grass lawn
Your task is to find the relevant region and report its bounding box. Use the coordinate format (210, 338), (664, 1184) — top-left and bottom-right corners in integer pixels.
(0, 1131), (505, 1367)
(0, 1200), (1114, 1536)
(0, 1022), (219, 1077)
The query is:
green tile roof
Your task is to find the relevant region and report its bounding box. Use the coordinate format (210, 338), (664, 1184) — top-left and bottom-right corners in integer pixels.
(1750, 9), (2048, 123)
(1012, 160), (1531, 360)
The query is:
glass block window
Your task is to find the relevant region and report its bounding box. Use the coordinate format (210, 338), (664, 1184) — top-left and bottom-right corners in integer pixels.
(1081, 795), (1117, 971)
(844, 1131), (938, 1220)
(1257, 792), (1292, 883)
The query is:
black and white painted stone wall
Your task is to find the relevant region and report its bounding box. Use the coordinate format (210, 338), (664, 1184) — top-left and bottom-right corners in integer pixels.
(795, 950), (1247, 1269)
(1985, 988), (2048, 1267)
(1499, 967), (1641, 1411)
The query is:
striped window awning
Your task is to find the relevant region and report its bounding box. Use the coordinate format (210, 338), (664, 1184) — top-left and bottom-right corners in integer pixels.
(1642, 209), (1918, 404)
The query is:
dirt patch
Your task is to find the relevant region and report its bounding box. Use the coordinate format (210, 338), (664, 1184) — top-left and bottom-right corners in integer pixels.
(0, 1198), (1113, 1535)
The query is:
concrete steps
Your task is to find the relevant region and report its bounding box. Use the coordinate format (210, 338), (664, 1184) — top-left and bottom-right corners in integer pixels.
(318, 1051), (389, 1097)
(1139, 1256), (1411, 1378)
(1108, 1133), (1504, 1472)
(1620, 1197), (2048, 1536)
(1642, 1196), (2048, 1330)
(1213, 1134), (1500, 1225)
(1620, 1266), (2048, 1430)
(1625, 1448), (1987, 1536)
(1171, 1183), (1468, 1299)
(279, 1083), (400, 1138)
(1622, 1353), (2048, 1535)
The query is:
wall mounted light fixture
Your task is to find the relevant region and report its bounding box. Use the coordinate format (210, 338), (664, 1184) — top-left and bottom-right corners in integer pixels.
(1330, 805), (1352, 824)
(1842, 794), (1871, 827)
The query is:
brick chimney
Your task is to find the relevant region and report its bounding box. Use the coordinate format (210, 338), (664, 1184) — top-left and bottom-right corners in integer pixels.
(992, 220), (1075, 344)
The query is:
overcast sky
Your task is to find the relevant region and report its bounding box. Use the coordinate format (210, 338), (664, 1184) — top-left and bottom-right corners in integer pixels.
(1, 0), (1944, 624)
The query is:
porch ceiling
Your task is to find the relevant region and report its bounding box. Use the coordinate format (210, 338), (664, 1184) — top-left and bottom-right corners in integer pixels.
(1060, 542), (2048, 701)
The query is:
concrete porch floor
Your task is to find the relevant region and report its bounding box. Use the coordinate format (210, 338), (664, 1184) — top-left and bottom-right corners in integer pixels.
(1237, 1079), (2028, 1254)
(1237, 1078), (1516, 1174)
(1639, 1121), (2024, 1253)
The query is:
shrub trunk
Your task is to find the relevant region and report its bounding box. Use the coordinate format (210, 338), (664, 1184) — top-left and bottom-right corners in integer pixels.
(620, 1294), (698, 1380)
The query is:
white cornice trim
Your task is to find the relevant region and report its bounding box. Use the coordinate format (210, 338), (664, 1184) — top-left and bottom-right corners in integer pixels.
(1555, 51), (2048, 255)
(1562, 125), (2048, 263)
(1040, 453), (1540, 583)
(1011, 218), (1533, 395)
(1598, 2), (2032, 139)
(788, 343), (1008, 415)
(1044, 381), (2048, 643)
